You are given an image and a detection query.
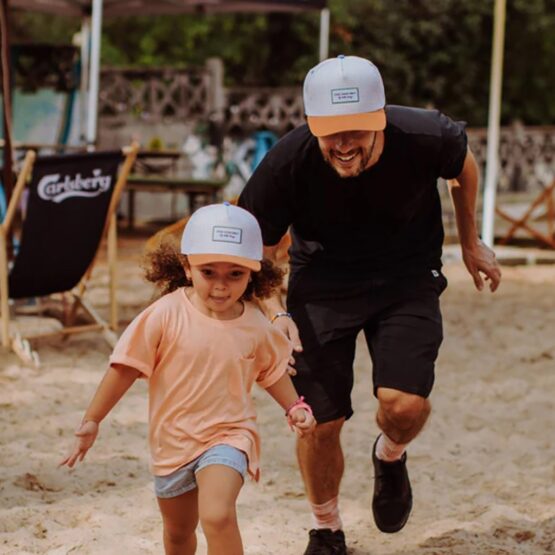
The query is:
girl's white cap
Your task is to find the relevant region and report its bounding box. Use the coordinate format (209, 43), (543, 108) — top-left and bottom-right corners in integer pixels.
(181, 202), (263, 271)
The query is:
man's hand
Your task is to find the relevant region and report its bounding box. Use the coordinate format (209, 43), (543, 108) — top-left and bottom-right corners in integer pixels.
(462, 239), (502, 292)
(272, 316), (303, 376)
(59, 421), (99, 468)
(289, 408), (316, 437)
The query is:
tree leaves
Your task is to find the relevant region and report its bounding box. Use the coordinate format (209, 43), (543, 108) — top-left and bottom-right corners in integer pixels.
(9, 1), (555, 125)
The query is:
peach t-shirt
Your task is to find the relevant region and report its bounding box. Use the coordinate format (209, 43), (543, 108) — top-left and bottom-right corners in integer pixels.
(109, 288), (291, 479)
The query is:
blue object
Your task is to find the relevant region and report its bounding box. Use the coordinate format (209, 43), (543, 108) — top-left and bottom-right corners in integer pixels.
(0, 179), (20, 254)
(251, 131), (278, 171)
(0, 180), (7, 222)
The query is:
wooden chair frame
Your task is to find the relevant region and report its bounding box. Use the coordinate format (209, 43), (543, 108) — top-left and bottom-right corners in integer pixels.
(0, 143), (138, 365)
(496, 178), (555, 248)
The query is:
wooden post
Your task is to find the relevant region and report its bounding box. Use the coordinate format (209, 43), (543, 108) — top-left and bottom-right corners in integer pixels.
(206, 57), (225, 122)
(0, 150), (36, 347)
(108, 212), (117, 331)
(0, 0), (14, 202)
(0, 227), (9, 347)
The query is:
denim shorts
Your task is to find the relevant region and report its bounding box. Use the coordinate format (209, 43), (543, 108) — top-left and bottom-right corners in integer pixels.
(154, 444), (248, 499)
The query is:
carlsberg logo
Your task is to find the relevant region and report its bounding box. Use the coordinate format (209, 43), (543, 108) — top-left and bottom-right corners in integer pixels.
(38, 169), (112, 203)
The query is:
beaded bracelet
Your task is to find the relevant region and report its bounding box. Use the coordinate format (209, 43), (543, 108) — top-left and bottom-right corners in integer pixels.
(270, 311), (292, 324)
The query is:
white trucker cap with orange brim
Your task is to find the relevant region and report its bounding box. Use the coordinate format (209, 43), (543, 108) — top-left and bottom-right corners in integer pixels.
(303, 55), (387, 137)
(181, 202), (263, 272)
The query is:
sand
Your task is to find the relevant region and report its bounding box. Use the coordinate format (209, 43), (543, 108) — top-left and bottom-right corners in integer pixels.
(1, 238), (554, 555)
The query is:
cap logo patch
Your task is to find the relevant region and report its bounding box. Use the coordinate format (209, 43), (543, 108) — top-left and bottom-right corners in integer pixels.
(331, 87), (360, 104)
(212, 226), (242, 244)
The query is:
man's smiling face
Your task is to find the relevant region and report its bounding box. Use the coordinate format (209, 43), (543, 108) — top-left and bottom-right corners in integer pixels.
(317, 130), (377, 178)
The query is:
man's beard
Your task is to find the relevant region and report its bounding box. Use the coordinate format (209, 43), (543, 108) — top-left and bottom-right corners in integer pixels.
(323, 146), (373, 178)
(322, 132), (377, 178)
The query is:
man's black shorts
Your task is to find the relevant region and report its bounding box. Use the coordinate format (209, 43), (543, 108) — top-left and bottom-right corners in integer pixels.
(287, 268), (448, 423)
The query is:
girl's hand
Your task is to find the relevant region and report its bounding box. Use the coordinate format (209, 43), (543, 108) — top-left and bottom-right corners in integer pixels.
(289, 408), (316, 437)
(59, 421), (99, 468)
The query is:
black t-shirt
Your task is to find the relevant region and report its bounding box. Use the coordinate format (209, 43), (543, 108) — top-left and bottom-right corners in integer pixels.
(238, 105), (468, 278)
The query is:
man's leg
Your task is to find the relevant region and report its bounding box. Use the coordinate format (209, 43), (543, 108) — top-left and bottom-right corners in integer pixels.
(297, 418), (347, 554)
(367, 271), (445, 533)
(376, 387), (431, 445)
(287, 276), (369, 554)
(370, 388), (431, 534)
(297, 417), (345, 503)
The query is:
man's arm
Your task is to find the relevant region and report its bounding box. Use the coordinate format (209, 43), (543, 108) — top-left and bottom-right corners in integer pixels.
(260, 243), (289, 315)
(449, 147), (502, 292)
(260, 244), (303, 372)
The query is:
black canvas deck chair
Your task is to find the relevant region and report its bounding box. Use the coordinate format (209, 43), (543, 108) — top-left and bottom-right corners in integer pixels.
(0, 144), (138, 366)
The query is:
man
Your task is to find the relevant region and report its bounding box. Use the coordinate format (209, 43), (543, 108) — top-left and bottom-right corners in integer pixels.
(239, 55), (501, 555)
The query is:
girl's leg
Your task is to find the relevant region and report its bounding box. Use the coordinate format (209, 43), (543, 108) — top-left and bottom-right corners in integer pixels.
(196, 465), (244, 555)
(157, 488), (199, 555)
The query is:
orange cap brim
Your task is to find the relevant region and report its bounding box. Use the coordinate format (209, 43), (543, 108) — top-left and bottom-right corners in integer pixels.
(187, 253), (261, 272)
(307, 110), (386, 137)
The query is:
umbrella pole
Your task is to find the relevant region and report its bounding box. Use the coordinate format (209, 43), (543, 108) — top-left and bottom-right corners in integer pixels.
(86, 0), (103, 150)
(481, 0), (507, 247)
(319, 8), (330, 61)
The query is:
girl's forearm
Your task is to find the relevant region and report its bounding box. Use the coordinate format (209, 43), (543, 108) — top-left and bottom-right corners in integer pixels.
(265, 373), (300, 411)
(83, 365), (141, 424)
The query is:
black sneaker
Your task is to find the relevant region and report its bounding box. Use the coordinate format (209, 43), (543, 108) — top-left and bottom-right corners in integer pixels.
(372, 435), (413, 533)
(303, 528), (347, 555)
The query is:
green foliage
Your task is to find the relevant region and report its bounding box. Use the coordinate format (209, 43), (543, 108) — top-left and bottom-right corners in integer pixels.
(8, 1), (555, 125)
(10, 12), (79, 44)
(98, 13), (321, 85)
(325, 0), (555, 125)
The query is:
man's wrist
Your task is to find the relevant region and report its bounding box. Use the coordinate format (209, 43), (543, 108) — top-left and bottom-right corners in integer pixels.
(460, 237), (481, 250)
(83, 416), (100, 425)
(270, 311), (292, 324)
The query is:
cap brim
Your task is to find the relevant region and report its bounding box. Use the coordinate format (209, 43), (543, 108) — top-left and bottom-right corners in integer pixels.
(187, 253), (261, 272)
(307, 110), (386, 137)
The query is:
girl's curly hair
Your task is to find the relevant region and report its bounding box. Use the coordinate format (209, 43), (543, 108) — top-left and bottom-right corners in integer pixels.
(143, 240), (285, 300)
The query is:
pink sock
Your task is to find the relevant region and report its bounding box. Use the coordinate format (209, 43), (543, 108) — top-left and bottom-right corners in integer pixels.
(310, 496), (342, 531)
(375, 433), (407, 462)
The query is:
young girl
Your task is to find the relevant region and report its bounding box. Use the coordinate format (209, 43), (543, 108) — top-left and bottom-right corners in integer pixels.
(60, 202), (315, 555)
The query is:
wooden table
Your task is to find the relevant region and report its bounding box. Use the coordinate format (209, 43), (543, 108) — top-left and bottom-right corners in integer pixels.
(125, 174), (227, 229)
(134, 149), (181, 174)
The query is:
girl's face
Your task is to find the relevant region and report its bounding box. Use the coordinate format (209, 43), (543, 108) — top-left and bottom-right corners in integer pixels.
(185, 261), (251, 319)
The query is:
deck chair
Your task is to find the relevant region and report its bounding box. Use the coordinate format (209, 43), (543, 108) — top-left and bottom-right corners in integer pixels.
(0, 143), (138, 366)
(496, 177), (555, 248)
